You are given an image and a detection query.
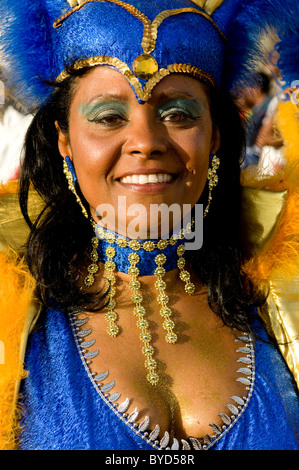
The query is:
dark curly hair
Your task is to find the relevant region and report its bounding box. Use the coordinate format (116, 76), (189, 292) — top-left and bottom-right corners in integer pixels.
(19, 68), (265, 330)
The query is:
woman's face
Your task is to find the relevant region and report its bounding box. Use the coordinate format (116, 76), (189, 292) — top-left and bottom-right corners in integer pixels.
(57, 67), (220, 237)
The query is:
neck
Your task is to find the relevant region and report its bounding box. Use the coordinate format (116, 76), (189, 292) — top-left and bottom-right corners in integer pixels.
(94, 222), (192, 276)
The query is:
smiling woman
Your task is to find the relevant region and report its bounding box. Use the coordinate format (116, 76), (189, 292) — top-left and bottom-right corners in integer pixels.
(56, 68), (219, 234)
(0, 0), (299, 451)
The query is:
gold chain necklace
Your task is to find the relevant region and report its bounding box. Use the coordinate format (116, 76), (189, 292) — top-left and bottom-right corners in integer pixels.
(85, 220), (195, 385)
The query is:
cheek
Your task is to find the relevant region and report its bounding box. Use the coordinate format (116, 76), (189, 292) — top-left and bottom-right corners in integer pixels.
(67, 123), (120, 210)
(69, 123), (116, 181)
(178, 130), (211, 171)
(179, 131), (211, 200)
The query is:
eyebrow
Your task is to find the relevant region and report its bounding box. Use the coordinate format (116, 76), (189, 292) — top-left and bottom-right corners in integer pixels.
(155, 91), (208, 108)
(157, 91), (196, 100)
(85, 92), (131, 104)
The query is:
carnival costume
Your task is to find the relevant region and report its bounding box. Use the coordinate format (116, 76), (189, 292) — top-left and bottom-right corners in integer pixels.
(0, 0), (299, 450)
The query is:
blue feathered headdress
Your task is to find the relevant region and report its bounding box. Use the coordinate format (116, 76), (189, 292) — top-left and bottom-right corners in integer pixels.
(0, 0), (296, 111)
(275, 3), (299, 93)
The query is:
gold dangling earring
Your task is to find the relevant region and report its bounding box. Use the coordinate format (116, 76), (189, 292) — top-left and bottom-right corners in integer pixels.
(63, 156), (89, 219)
(63, 157), (98, 287)
(203, 154), (220, 218)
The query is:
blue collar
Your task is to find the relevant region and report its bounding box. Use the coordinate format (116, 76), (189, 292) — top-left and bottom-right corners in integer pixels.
(94, 226), (185, 276)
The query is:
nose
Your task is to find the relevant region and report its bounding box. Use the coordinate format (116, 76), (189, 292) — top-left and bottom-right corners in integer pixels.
(122, 110), (168, 158)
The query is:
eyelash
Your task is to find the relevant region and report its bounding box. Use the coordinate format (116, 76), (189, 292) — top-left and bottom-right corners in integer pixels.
(160, 108), (199, 123)
(88, 111), (127, 126)
(87, 108), (199, 127)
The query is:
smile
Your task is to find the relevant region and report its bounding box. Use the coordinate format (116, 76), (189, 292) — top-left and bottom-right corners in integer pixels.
(119, 173), (174, 185)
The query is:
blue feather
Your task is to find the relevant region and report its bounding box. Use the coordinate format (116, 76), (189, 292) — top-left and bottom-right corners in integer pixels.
(0, 0), (59, 111)
(212, 0), (297, 92)
(275, 3), (299, 89)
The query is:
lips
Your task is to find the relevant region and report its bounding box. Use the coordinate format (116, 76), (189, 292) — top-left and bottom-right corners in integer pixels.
(119, 173), (174, 185)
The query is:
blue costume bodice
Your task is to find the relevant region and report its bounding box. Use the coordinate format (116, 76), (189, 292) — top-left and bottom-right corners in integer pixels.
(19, 306), (299, 450)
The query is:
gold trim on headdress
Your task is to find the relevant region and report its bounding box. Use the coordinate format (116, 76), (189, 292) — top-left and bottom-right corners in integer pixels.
(56, 56), (216, 101)
(54, 1), (224, 91)
(190, 0), (226, 15)
(64, 0), (227, 18)
(56, 1), (226, 43)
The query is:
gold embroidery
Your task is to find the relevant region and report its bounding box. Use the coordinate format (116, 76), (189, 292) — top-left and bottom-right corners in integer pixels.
(54, 1), (226, 46)
(144, 8), (226, 53)
(54, 1), (224, 90)
(190, 0), (226, 15)
(56, 55), (216, 101)
(56, 56), (150, 101)
(144, 63), (216, 96)
(54, 0), (151, 29)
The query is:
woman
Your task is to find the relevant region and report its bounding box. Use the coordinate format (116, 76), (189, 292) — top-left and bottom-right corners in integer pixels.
(0, 0), (298, 450)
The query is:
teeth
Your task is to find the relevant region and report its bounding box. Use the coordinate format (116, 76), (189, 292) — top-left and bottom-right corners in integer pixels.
(120, 173), (173, 184)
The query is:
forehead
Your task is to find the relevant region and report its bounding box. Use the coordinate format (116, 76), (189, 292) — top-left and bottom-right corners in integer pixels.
(71, 66), (210, 106)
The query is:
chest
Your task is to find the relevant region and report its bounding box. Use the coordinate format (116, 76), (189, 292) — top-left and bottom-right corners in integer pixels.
(81, 295), (251, 441)
(19, 306), (299, 450)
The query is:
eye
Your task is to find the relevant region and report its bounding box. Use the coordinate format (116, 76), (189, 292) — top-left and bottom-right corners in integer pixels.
(89, 112), (127, 126)
(160, 107), (198, 124)
(163, 111), (190, 122)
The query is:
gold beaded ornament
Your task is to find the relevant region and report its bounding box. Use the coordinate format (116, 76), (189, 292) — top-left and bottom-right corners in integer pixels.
(63, 158), (89, 219)
(204, 154), (220, 218)
(88, 221), (195, 386)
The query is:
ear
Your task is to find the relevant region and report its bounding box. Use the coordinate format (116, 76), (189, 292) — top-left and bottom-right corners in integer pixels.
(55, 121), (72, 159)
(210, 127), (221, 155)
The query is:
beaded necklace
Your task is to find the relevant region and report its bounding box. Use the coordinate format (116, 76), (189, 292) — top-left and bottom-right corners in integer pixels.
(84, 220), (195, 385)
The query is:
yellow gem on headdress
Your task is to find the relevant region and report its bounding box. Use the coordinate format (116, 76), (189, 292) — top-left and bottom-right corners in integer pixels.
(132, 54), (159, 80)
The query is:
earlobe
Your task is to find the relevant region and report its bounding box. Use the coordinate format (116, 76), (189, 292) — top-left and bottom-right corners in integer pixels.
(55, 120), (72, 159)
